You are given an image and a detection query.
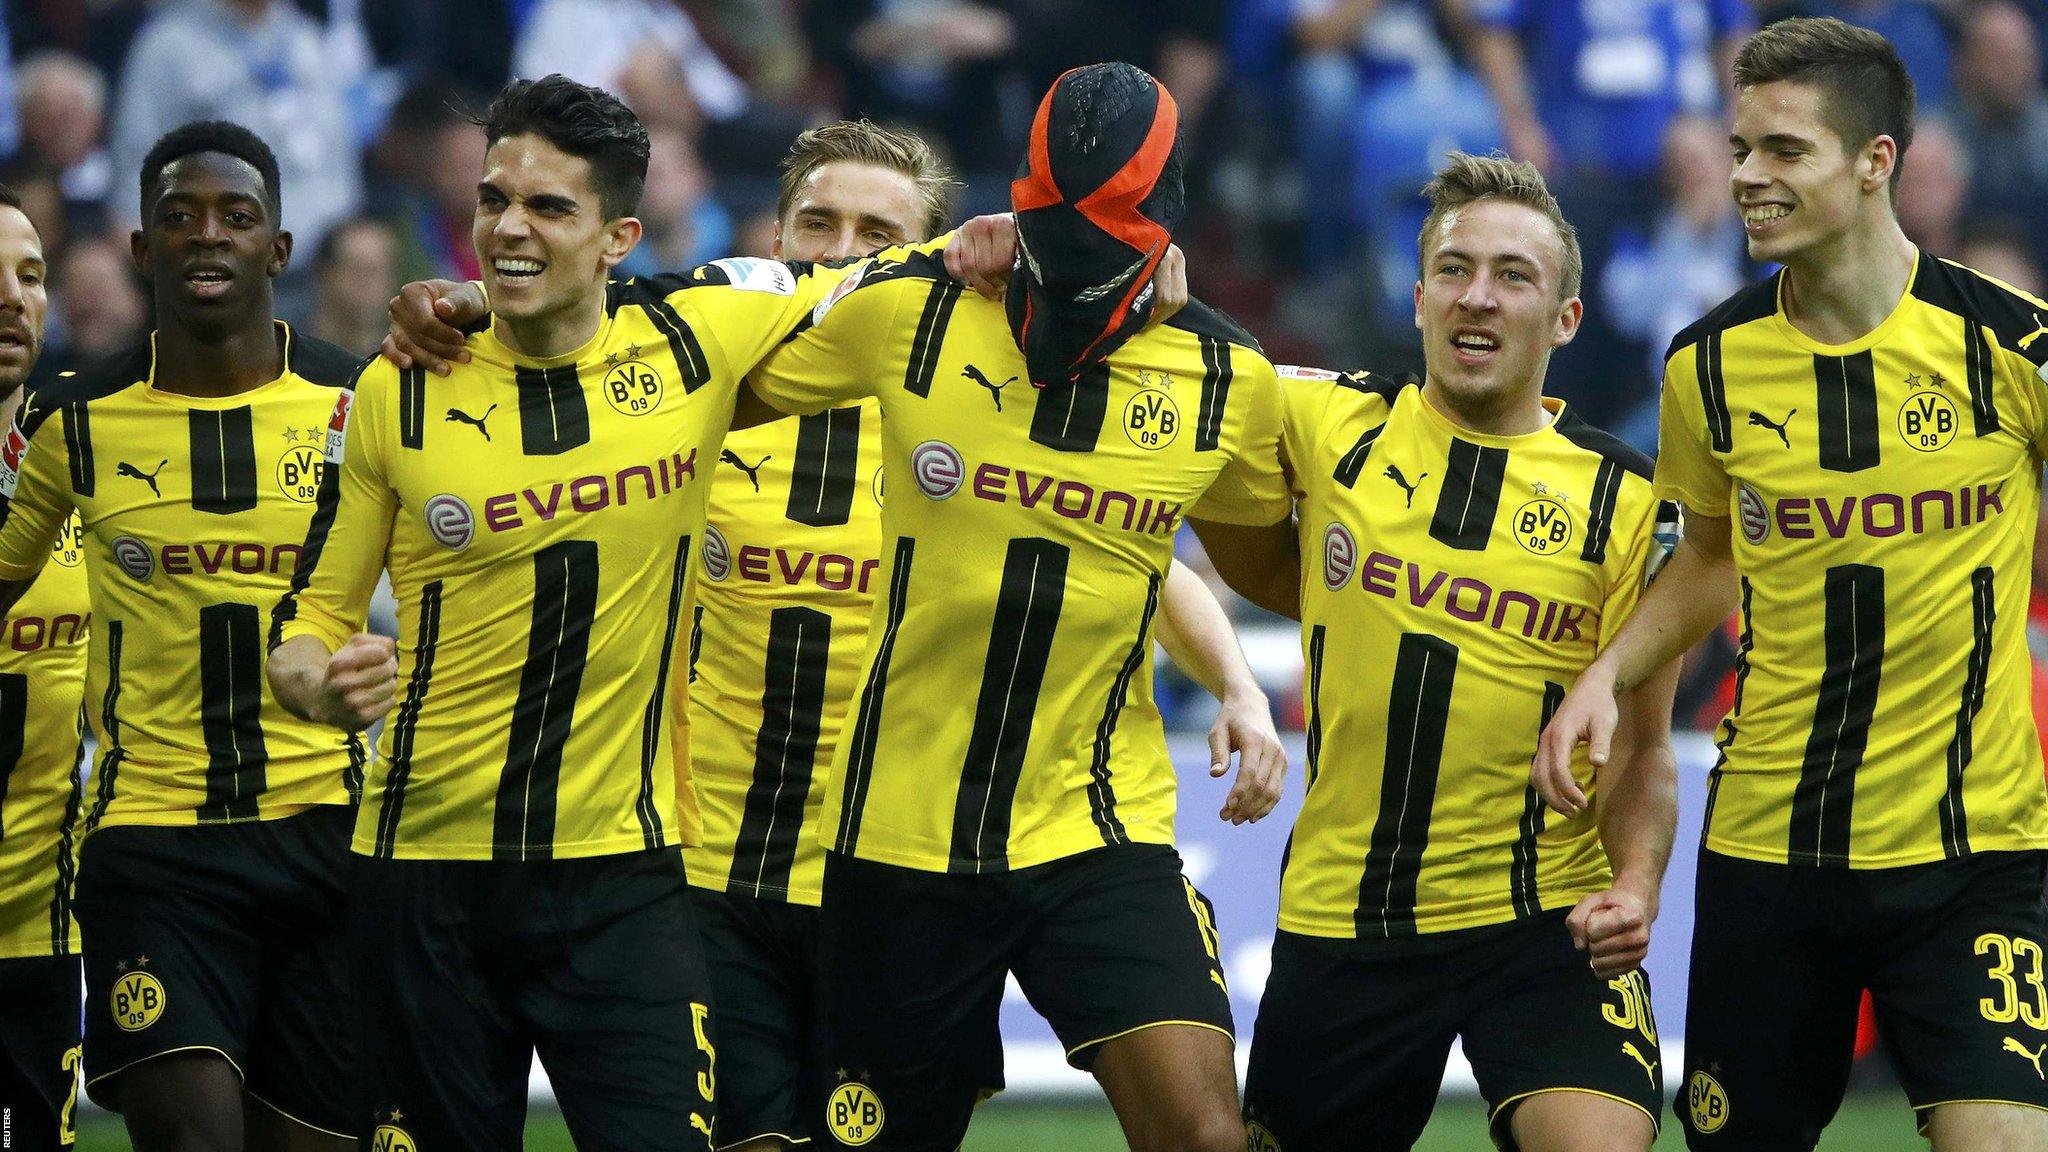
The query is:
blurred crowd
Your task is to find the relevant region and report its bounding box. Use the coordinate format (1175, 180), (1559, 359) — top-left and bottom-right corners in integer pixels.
(5, 0), (2046, 728)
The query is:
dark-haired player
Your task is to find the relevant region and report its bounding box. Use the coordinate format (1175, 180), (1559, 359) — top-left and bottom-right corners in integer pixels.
(267, 75), (917, 1152)
(1196, 152), (1681, 1152)
(0, 184), (91, 1152)
(0, 121), (363, 1151)
(378, 113), (1281, 1151)
(1540, 17), (2048, 1149)
(742, 63), (1288, 1152)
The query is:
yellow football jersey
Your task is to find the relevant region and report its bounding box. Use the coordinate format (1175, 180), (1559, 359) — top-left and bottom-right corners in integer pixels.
(0, 326), (364, 833)
(1659, 252), (2048, 868)
(1278, 372), (1670, 936)
(0, 512), (88, 958)
(684, 398), (883, 905)
(750, 252), (1292, 874)
(276, 258), (854, 861)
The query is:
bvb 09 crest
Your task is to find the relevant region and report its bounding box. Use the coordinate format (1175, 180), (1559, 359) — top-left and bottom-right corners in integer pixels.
(826, 1081), (885, 1146)
(603, 348), (664, 417)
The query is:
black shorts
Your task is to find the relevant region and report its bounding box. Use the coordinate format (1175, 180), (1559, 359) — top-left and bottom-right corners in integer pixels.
(74, 805), (355, 1135)
(1242, 911), (1663, 1152)
(815, 845), (1232, 1152)
(0, 953), (81, 1151)
(351, 847), (717, 1152)
(690, 886), (821, 1150)
(1680, 849), (2048, 1150)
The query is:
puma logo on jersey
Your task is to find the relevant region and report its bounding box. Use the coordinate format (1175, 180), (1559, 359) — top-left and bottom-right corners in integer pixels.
(1748, 408), (1794, 448)
(446, 404), (497, 441)
(2005, 1037), (2047, 1079)
(117, 459), (166, 497)
(1623, 1041), (1658, 1088)
(2018, 313), (2048, 351)
(961, 365), (1015, 411)
(1383, 464), (1425, 508)
(719, 450), (769, 492)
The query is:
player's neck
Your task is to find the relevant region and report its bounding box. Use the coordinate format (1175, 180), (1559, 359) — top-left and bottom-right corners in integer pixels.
(1420, 377), (1550, 437)
(1778, 217), (1916, 346)
(0, 383), (22, 431)
(493, 292), (606, 361)
(152, 312), (284, 398)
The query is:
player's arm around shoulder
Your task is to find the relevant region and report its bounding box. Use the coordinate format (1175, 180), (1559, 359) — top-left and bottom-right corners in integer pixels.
(0, 382), (84, 612)
(268, 359), (400, 733)
(744, 255), (917, 421)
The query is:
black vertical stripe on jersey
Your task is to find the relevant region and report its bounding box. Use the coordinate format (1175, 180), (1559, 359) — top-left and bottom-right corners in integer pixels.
(61, 403), (93, 496)
(1195, 334), (1233, 451)
(1429, 439), (1507, 550)
(85, 622), (123, 833)
(1332, 423), (1385, 488)
(0, 674), (25, 837)
(1696, 331), (1733, 453)
(730, 605), (833, 894)
(1790, 564), (1885, 867)
(688, 605), (704, 684)
(636, 296), (714, 393)
(399, 367), (426, 449)
(1086, 572), (1160, 847)
(634, 536), (689, 851)
(1356, 632), (1459, 936)
(496, 539), (599, 860)
(187, 408), (259, 515)
(1030, 360), (1109, 452)
(195, 603), (268, 822)
(786, 407), (861, 527)
(375, 581), (443, 858)
(836, 537), (915, 854)
(1940, 567), (1997, 858)
(48, 721), (84, 954)
(1813, 353), (1880, 474)
(1511, 681), (1567, 919)
(1704, 577), (1755, 839)
(1962, 317), (1999, 436)
(1578, 459), (1623, 564)
(1304, 625), (1326, 788)
(271, 416), (349, 648)
(516, 365), (592, 456)
(344, 734), (366, 807)
(903, 280), (962, 397)
(949, 537), (1069, 872)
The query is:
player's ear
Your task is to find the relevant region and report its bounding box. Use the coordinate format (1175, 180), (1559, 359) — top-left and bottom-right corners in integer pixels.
(1864, 135), (1898, 195)
(1552, 295), (1584, 348)
(129, 229), (150, 275)
(600, 216), (643, 271)
(1413, 279), (1425, 333)
(270, 229), (294, 278)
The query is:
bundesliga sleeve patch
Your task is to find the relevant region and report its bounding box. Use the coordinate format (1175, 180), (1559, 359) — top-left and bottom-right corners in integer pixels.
(1276, 364), (1340, 381)
(0, 420), (28, 498)
(813, 260), (870, 326)
(325, 390), (354, 465)
(1647, 500), (1682, 585)
(711, 257), (797, 296)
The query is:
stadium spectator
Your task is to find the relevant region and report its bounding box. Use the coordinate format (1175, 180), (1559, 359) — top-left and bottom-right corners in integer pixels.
(803, 1), (1018, 176)
(376, 82), (488, 284)
(43, 232), (144, 370)
(514, 0), (748, 133)
(615, 125), (731, 280)
(107, 0), (364, 260)
(15, 50), (109, 223)
(1952, 0), (2048, 251)
(309, 216), (399, 356)
(1602, 113), (1750, 452)
(1957, 219), (2043, 297)
(1895, 114), (1966, 256)
(1465, 0), (1750, 426)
